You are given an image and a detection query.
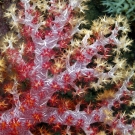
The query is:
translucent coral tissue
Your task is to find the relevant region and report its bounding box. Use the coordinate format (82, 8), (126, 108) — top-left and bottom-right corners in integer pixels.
(0, 0), (135, 135)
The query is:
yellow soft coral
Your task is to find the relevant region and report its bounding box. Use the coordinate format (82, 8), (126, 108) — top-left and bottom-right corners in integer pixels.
(96, 89), (116, 101)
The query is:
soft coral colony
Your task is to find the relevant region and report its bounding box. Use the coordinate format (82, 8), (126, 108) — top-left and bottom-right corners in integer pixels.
(0, 0), (135, 135)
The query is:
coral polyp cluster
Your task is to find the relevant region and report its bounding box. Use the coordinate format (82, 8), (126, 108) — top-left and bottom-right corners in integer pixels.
(0, 0), (134, 135)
